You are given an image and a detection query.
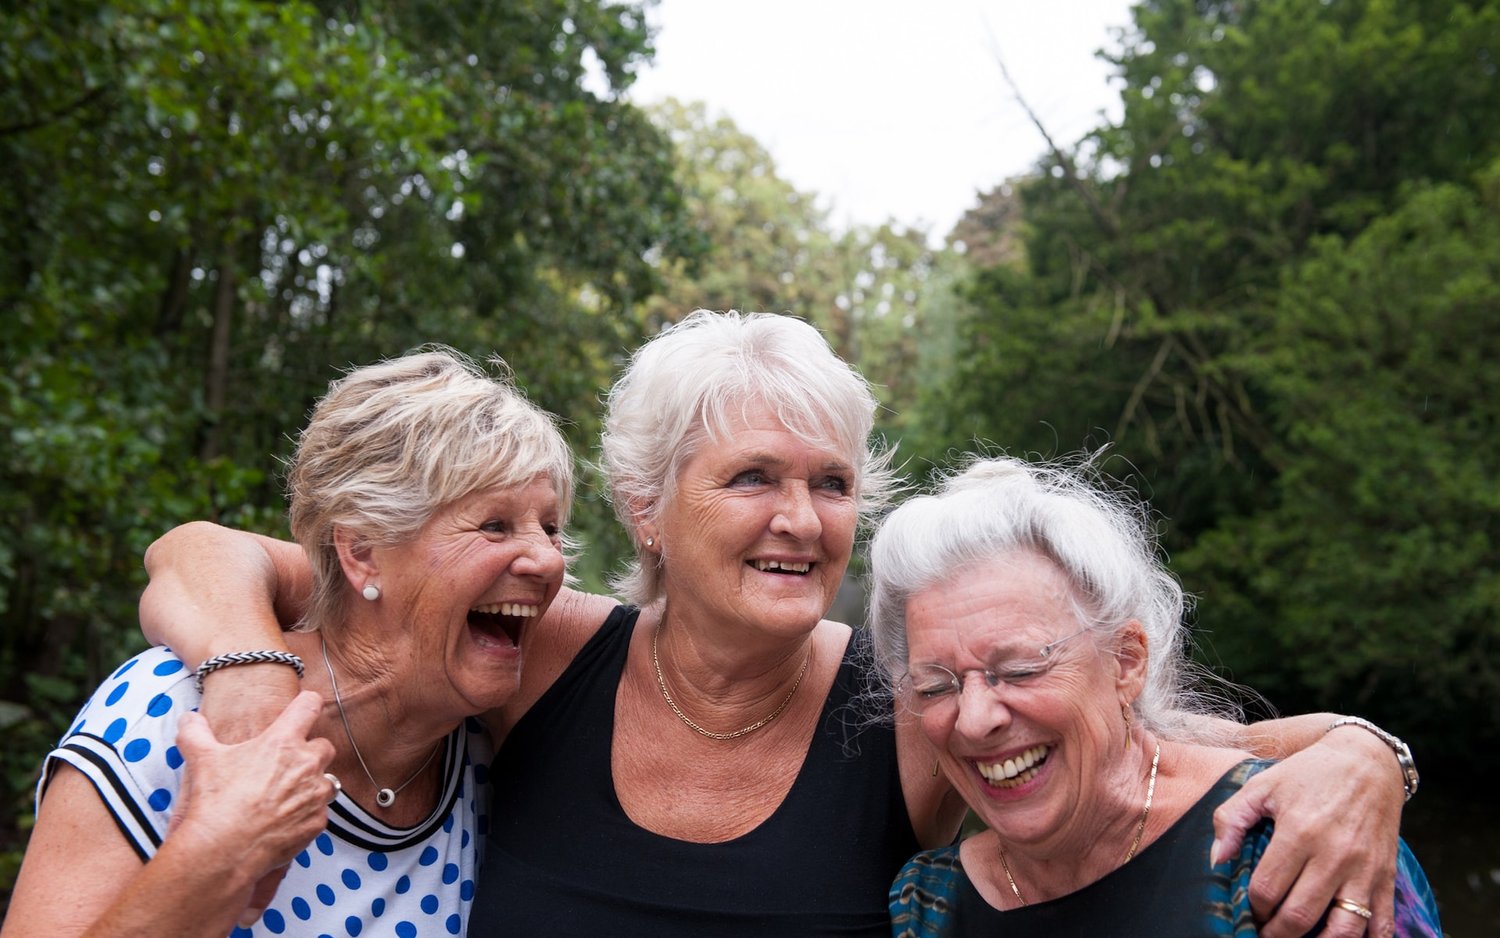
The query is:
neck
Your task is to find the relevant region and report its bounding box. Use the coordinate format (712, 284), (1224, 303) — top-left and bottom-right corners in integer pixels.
(291, 631), (454, 789)
(983, 738), (1164, 905)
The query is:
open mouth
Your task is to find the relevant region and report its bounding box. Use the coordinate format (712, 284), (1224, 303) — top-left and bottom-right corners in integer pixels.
(976, 745), (1051, 788)
(750, 559), (812, 575)
(467, 601), (538, 647)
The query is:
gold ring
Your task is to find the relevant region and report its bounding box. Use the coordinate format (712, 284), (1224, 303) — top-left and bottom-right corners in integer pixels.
(1332, 897), (1373, 920)
(323, 772), (342, 802)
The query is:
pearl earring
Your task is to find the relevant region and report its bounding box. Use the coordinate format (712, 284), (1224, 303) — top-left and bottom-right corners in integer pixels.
(645, 537), (655, 548)
(362, 585), (380, 602)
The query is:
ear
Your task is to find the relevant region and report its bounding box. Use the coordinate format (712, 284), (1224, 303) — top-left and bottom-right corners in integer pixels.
(626, 497), (659, 552)
(332, 524), (378, 589)
(1113, 620), (1150, 702)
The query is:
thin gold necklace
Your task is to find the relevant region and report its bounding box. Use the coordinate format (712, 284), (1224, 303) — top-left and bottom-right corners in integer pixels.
(997, 741), (1160, 906)
(651, 626), (811, 740)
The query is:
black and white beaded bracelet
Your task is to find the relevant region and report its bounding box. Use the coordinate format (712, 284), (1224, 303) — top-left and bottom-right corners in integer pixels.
(194, 650), (306, 692)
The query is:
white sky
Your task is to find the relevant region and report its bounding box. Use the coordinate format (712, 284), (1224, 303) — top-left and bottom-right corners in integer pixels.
(628, 0), (1138, 241)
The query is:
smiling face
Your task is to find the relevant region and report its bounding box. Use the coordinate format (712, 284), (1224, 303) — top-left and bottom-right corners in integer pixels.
(651, 400), (858, 642)
(365, 474), (565, 717)
(904, 551), (1146, 856)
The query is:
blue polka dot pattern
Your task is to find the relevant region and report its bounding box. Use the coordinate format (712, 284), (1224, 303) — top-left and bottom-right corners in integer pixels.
(45, 647), (491, 938)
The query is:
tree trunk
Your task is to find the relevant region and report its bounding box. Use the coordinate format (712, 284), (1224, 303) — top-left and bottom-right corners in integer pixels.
(200, 261), (236, 462)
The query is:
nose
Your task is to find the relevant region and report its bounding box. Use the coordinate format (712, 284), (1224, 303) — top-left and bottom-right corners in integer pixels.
(511, 526), (566, 583)
(770, 482), (822, 540)
(951, 672), (1011, 740)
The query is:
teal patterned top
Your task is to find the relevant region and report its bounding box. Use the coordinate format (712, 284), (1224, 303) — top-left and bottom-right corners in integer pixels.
(889, 760), (1442, 937)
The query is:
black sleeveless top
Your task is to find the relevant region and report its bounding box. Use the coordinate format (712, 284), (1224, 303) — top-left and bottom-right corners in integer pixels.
(469, 606), (921, 936)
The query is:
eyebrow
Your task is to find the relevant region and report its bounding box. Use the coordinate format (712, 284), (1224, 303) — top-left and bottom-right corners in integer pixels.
(736, 450), (853, 473)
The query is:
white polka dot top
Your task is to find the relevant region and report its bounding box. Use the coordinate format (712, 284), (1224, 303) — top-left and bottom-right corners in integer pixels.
(41, 645), (492, 937)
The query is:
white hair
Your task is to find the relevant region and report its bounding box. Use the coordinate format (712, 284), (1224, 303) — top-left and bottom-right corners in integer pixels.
(867, 455), (1240, 741)
(599, 310), (896, 605)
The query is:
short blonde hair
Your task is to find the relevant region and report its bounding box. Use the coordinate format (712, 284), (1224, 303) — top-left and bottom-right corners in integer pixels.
(286, 347), (573, 632)
(599, 310), (895, 605)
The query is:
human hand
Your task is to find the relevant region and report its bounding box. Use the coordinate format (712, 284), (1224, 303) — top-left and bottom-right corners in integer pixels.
(1212, 731), (1402, 937)
(171, 689), (336, 925)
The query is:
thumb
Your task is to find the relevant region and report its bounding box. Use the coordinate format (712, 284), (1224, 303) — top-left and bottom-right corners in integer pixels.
(175, 709), (219, 758)
(265, 689), (324, 741)
(1211, 782), (1268, 865)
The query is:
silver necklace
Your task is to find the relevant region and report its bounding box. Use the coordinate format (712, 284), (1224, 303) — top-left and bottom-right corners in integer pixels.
(997, 741), (1160, 906)
(320, 637), (439, 808)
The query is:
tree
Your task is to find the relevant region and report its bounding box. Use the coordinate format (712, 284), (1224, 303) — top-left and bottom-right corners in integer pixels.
(1, 0), (693, 876)
(909, 0), (1500, 759)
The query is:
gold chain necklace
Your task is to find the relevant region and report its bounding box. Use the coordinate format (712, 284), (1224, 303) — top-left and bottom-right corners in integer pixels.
(651, 626), (811, 740)
(997, 741), (1160, 906)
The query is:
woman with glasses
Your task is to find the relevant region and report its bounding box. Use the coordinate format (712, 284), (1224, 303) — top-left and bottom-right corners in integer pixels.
(871, 456), (1441, 937)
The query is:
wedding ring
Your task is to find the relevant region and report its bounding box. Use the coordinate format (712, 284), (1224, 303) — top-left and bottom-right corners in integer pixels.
(1332, 897), (1373, 920)
(323, 772), (342, 802)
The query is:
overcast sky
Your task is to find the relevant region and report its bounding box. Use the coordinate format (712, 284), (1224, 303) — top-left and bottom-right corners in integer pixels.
(626, 0), (1139, 241)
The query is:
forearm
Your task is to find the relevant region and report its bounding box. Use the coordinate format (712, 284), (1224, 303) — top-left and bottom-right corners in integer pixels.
(140, 521), (303, 666)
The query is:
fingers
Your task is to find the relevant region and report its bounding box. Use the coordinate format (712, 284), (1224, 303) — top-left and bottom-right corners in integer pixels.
(1210, 782), (1265, 866)
(265, 689), (325, 740)
(238, 864), (290, 928)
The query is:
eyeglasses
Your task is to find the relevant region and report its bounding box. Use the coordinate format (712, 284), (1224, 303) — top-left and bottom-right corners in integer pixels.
(898, 625), (1093, 717)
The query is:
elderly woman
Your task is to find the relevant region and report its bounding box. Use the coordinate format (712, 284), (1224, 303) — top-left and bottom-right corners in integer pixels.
(139, 312), (1412, 936)
(872, 457), (1441, 936)
(4, 349), (571, 937)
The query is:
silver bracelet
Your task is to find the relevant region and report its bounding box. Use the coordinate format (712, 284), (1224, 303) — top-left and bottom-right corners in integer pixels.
(194, 650), (305, 692)
(1327, 716), (1420, 801)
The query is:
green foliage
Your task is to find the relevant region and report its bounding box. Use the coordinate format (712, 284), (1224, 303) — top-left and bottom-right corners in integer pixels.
(1, 0), (691, 881)
(913, 0), (1500, 762)
(1178, 171), (1500, 757)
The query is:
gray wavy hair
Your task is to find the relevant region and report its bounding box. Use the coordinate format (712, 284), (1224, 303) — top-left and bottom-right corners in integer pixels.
(867, 455), (1239, 741)
(286, 347), (574, 633)
(599, 310), (896, 605)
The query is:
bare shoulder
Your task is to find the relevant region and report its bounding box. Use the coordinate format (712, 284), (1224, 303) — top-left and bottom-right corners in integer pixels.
(496, 588), (621, 732)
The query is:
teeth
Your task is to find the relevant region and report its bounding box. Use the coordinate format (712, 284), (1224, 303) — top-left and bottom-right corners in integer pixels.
(753, 560), (811, 574)
(976, 745), (1049, 786)
(471, 602), (539, 617)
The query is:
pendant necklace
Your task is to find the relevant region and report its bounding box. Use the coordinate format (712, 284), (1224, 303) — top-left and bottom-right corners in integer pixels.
(320, 637), (439, 808)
